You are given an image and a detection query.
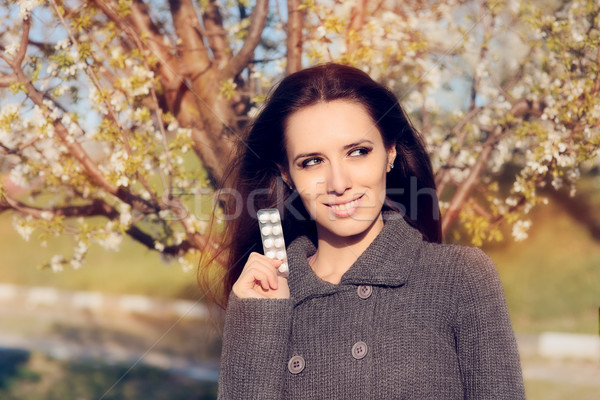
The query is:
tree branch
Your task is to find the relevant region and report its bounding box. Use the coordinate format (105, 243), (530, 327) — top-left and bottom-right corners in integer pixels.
(435, 106), (483, 195)
(347, 0), (366, 53)
(286, 0), (303, 75)
(221, 0), (269, 79)
(1, 195), (117, 219)
(55, 1), (164, 210)
(442, 128), (501, 237)
(169, 0), (212, 73)
(169, 0), (236, 184)
(126, 223), (195, 255)
(0, 194), (210, 257)
(510, 98), (545, 119)
(437, 95), (546, 231)
(27, 39), (54, 54)
(11, 56), (155, 213)
(487, 65), (516, 105)
(469, 198), (492, 219)
(15, 15), (31, 66)
(468, 3), (492, 112)
(90, 0), (180, 87)
(202, 0), (231, 69)
(0, 73), (16, 87)
(89, 0), (141, 45)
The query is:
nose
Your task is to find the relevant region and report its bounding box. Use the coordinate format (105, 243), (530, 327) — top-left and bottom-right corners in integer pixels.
(326, 162), (352, 195)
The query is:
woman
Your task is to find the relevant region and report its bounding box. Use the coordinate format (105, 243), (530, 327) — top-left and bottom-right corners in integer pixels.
(209, 63), (525, 399)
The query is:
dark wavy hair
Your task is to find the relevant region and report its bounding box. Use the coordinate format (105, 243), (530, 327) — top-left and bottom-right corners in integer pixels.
(199, 62), (441, 308)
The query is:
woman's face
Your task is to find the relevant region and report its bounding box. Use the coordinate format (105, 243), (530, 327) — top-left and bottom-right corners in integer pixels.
(282, 100), (396, 241)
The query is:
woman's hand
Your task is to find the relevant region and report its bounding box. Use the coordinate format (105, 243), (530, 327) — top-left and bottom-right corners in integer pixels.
(232, 252), (290, 299)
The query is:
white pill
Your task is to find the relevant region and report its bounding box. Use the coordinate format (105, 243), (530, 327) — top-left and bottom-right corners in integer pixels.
(263, 238), (274, 248)
(272, 225), (282, 235)
(270, 212), (280, 223)
(276, 250), (285, 260)
(261, 226), (272, 236)
(274, 238), (284, 248)
(278, 263), (288, 273)
(259, 213), (269, 223)
(266, 250), (276, 259)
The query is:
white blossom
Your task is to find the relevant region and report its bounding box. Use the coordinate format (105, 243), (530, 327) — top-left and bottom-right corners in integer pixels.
(551, 175), (563, 190)
(184, 215), (208, 234)
(248, 106), (259, 119)
(315, 25), (327, 39)
(512, 220), (532, 242)
(50, 255), (64, 272)
(73, 241), (88, 259)
(55, 38), (70, 50)
(167, 121), (179, 132)
(18, 0), (38, 18)
(116, 176), (129, 187)
(178, 256), (193, 272)
(110, 91), (127, 112)
(173, 231), (185, 245)
(13, 215), (34, 241)
(9, 164), (30, 187)
(119, 203), (132, 226)
(507, 0), (520, 14)
(4, 36), (19, 57)
(97, 231), (123, 251)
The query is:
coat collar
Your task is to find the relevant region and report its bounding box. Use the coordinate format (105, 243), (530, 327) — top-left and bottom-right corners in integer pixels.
(286, 211), (424, 306)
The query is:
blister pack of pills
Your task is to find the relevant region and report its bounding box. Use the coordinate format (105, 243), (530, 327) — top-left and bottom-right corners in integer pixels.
(257, 208), (289, 277)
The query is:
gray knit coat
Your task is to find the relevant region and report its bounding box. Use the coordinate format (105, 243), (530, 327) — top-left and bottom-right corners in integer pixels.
(218, 211), (525, 399)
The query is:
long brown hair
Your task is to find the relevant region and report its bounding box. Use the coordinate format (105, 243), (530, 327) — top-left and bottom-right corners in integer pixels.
(199, 62), (441, 308)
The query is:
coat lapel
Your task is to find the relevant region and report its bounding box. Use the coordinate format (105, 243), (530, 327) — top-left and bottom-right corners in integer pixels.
(286, 211), (424, 306)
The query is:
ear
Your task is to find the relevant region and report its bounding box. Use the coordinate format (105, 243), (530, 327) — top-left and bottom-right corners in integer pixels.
(386, 145), (397, 172)
(277, 166), (294, 190)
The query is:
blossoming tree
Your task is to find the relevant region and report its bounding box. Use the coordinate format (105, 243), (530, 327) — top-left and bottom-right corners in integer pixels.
(0, 0), (598, 272)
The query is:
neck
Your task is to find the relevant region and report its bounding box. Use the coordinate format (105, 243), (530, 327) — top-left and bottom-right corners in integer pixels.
(311, 213), (385, 284)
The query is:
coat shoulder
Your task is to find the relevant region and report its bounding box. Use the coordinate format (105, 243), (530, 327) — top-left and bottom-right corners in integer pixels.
(410, 241), (499, 290)
(418, 241), (495, 270)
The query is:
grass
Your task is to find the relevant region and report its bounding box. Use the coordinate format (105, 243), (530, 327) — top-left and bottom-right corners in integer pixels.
(484, 200), (600, 334)
(0, 350), (217, 400)
(0, 213), (203, 300)
(525, 380), (600, 400)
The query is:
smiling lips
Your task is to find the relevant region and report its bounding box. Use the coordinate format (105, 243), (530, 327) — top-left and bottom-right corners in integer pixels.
(327, 195), (363, 218)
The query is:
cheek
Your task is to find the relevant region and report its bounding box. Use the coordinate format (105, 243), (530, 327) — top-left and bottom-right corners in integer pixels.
(355, 160), (388, 185)
(291, 171), (326, 196)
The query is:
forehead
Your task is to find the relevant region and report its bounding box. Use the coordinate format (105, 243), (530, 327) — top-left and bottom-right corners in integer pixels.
(284, 100), (383, 153)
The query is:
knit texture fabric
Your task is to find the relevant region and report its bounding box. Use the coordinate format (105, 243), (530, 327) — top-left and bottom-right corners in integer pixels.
(218, 211), (525, 399)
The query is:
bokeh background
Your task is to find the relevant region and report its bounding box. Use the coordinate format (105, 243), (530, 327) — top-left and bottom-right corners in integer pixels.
(1, 0), (599, 398)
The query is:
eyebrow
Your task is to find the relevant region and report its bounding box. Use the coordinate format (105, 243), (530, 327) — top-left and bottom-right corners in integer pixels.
(292, 139), (375, 163)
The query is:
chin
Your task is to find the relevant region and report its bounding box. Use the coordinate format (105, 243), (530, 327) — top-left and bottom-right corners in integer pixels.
(316, 208), (383, 239)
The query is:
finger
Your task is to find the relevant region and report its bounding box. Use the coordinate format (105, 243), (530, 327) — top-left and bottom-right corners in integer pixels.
(249, 252), (282, 267)
(246, 259), (280, 288)
(243, 265), (278, 291)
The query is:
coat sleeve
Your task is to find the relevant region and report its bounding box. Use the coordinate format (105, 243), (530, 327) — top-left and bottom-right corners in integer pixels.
(218, 291), (293, 400)
(454, 248), (526, 400)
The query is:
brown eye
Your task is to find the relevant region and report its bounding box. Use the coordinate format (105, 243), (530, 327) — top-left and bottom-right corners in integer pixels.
(348, 147), (372, 157)
(302, 157), (323, 168)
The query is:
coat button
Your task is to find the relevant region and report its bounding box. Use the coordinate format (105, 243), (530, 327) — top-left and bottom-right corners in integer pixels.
(288, 355), (305, 374)
(357, 285), (372, 299)
(351, 341), (368, 359)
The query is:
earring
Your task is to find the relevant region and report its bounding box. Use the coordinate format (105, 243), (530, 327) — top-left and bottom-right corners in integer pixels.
(280, 176), (293, 191)
(389, 163), (394, 169)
